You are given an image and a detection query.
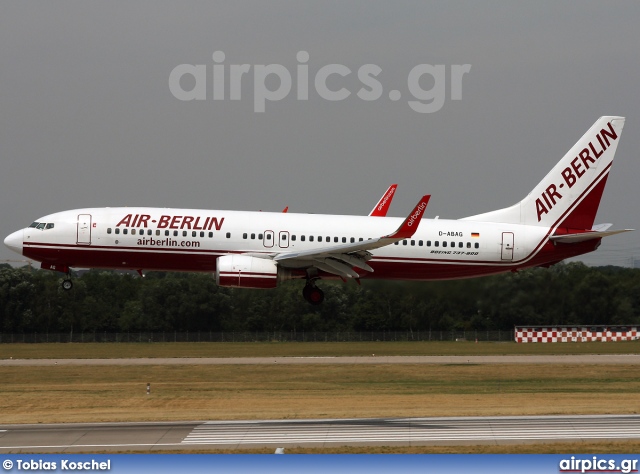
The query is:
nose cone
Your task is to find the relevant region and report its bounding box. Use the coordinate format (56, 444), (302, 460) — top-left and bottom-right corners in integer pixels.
(4, 229), (23, 255)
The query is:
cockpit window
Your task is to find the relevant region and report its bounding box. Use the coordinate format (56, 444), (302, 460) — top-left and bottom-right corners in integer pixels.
(29, 222), (40, 228)
(46, 223), (55, 229)
(36, 223), (46, 230)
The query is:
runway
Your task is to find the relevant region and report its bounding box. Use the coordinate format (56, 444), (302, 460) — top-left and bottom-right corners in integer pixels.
(1, 415), (639, 452)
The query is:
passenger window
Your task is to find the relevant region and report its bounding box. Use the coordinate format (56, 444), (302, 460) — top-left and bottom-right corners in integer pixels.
(107, 228), (112, 234)
(131, 229), (136, 235)
(208, 232), (213, 238)
(192, 231), (197, 237)
(418, 240), (423, 246)
(266, 234), (272, 240)
(411, 240), (415, 246)
(426, 240), (431, 246)
(467, 242), (471, 248)
(115, 228), (120, 235)
(434, 241), (439, 247)
(459, 242), (463, 248)
(123, 229), (128, 235)
(148, 230), (152, 236)
(359, 238), (364, 242)
(291, 235), (296, 241)
(301, 235), (305, 242)
(475, 242), (479, 249)
(174, 230), (178, 237)
(258, 233), (263, 239)
(200, 231), (204, 237)
(342, 237), (346, 243)
(282, 235), (287, 241)
(183, 231), (188, 237)
(226, 232), (231, 238)
(334, 237), (338, 243)
(165, 230), (169, 236)
(251, 233), (256, 239)
(309, 236), (314, 242)
(442, 241), (447, 247)
(350, 237), (355, 243)
(403, 240), (407, 246)
(243, 233), (248, 239)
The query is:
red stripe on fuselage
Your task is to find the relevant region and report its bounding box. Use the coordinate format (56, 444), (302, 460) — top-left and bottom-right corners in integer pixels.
(24, 238), (600, 280)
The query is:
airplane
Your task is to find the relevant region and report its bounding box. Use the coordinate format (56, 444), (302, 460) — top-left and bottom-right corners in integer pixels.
(4, 116), (632, 305)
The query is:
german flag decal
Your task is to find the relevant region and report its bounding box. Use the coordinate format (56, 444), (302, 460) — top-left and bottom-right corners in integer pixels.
(471, 232), (480, 238)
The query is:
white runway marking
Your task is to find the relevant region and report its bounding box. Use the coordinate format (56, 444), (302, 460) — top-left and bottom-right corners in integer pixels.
(181, 415), (640, 446)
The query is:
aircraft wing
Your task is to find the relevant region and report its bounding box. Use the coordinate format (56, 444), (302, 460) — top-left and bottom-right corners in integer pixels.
(369, 184), (398, 217)
(273, 195), (430, 278)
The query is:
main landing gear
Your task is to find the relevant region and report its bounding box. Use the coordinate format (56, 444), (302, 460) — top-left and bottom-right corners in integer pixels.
(302, 282), (324, 305)
(61, 279), (73, 291)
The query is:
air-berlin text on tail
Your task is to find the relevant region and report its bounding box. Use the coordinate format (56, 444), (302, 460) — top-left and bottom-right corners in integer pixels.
(377, 187), (396, 212)
(535, 121), (618, 222)
(116, 214), (224, 231)
(407, 201), (428, 227)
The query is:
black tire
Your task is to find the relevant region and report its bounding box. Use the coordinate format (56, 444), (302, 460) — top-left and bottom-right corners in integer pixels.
(62, 279), (73, 291)
(307, 286), (324, 305)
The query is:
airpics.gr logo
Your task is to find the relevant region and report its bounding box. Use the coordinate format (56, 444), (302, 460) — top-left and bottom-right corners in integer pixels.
(169, 51), (471, 113)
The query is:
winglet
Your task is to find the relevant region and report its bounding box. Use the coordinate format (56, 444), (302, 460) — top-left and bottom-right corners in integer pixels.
(383, 195), (430, 239)
(369, 184), (398, 217)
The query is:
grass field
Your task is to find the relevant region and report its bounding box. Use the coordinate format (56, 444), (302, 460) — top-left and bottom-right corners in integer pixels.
(1, 341), (639, 453)
(1, 340), (638, 359)
(2, 363), (639, 423)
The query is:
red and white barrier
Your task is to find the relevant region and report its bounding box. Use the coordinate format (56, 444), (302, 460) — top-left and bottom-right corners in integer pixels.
(515, 326), (639, 343)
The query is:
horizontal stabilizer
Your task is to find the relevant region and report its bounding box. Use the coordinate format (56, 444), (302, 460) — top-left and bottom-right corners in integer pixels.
(549, 228), (633, 243)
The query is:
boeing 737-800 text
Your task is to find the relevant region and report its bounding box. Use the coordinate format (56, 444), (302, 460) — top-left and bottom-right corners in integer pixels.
(4, 117), (632, 304)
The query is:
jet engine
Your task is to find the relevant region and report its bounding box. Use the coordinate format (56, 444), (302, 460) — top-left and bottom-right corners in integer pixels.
(215, 255), (291, 289)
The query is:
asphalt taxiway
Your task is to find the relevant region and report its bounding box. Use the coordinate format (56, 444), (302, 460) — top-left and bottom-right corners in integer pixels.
(1, 354), (639, 366)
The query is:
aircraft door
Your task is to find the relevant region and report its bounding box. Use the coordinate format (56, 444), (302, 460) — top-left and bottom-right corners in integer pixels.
(279, 231), (290, 248)
(263, 230), (274, 248)
(501, 232), (514, 260)
(77, 214), (92, 245)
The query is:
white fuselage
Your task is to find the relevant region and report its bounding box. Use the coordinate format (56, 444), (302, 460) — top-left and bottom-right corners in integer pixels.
(5, 206), (597, 281)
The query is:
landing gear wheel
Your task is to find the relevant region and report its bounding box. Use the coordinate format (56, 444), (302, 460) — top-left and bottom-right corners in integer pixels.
(303, 284), (324, 305)
(62, 279), (73, 291)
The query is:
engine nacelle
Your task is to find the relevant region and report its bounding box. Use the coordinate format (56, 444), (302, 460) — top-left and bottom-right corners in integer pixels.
(215, 255), (290, 289)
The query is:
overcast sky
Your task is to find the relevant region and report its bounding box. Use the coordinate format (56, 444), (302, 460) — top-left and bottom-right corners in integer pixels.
(1, 1), (638, 267)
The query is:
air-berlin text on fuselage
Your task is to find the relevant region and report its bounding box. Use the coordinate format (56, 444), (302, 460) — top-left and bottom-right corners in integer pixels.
(535, 121), (618, 222)
(407, 201), (428, 227)
(116, 214), (224, 231)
